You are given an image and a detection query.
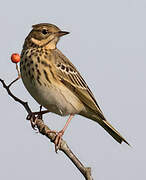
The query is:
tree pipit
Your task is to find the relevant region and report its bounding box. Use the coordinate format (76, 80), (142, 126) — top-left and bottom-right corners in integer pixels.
(20, 23), (129, 151)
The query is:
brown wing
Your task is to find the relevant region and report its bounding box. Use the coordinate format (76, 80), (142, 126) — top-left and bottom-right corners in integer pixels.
(52, 49), (105, 120)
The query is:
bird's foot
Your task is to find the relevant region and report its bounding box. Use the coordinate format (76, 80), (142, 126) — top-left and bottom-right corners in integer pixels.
(47, 129), (64, 153)
(54, 130), (64, 153)
(27, 112), (38, 130)
(26, 108), (49, 130)
(42, 128), (64, 152)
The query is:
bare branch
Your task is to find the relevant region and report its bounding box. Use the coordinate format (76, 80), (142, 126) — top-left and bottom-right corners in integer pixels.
(0, 79), (31, 114)
(0, 78), (93, 180)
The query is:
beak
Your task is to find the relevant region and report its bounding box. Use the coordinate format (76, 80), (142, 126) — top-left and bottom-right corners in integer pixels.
(57, 31), (70, 37)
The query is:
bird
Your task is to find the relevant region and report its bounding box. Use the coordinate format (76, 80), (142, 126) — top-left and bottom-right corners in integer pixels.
(20, 23), (129, 151)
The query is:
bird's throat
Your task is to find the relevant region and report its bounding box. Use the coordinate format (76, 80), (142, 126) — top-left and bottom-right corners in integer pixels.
(31, 37), (57, 49)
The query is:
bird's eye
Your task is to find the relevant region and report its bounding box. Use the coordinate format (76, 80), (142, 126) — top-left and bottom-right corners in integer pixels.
(41, 29), (48, 35)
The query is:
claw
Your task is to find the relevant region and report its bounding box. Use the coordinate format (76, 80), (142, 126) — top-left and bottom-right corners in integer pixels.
(26, 112), (37, 130)
(30, 117), (37, 130)
(26, 109), (49, 130)
(45, 129), (64, 152)
(54, 130), (64, 153)
(37, 113), (42, 119)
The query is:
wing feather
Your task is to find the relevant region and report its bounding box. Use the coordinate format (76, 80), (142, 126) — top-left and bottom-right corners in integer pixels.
(52, 49), (105, 119)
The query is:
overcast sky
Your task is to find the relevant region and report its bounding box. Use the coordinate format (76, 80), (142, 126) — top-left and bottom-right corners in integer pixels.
(0, 0), (146, 179)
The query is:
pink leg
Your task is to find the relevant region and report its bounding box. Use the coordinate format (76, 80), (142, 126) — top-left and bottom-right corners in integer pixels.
(54, 114), (74, 152)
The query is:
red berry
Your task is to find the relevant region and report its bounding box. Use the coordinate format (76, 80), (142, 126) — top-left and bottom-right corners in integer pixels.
(11, 53), (20, 63)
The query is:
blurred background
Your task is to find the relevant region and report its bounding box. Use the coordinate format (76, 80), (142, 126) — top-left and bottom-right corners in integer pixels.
(0, 0), (145, 179)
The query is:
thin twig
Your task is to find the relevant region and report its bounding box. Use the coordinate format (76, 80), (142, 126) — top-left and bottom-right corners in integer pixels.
(0, 78), (93, 180)
(0, 79), (31, 113)
(8, 63), (21, 88)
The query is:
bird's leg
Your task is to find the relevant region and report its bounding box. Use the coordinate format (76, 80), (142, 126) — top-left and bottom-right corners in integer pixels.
(54, 114), (74, 152)
(37, 105), (47, 119)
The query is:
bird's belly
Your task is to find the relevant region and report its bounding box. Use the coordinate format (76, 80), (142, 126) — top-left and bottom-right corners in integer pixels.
(22, 77), (84, 116)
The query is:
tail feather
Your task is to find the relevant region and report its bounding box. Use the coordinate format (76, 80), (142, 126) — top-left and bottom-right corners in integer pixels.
(81, 112), (130, 146)
(98, 119), (130, 145)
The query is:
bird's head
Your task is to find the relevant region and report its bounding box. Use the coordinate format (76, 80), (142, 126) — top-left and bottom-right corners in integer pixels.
(24, 23), (69, 49)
